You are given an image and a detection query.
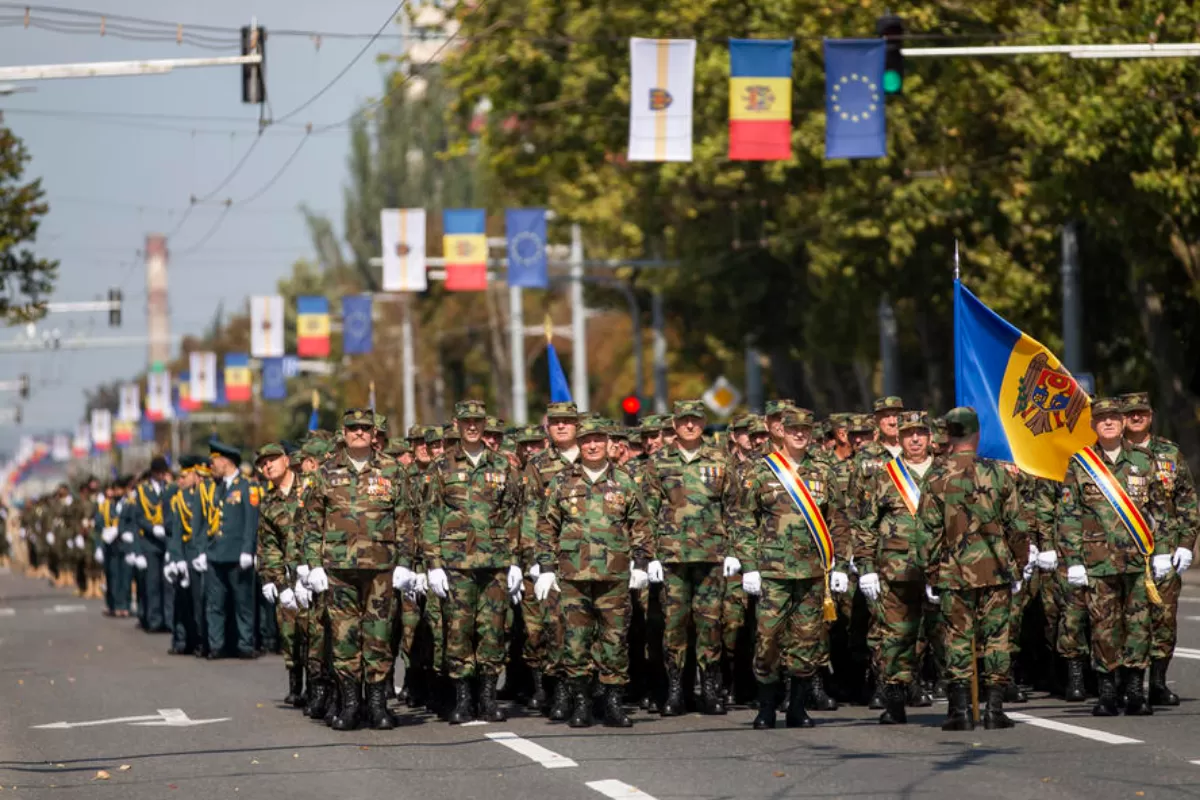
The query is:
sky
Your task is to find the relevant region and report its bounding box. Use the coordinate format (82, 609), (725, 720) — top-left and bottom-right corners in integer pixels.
(0, 0), (407, 454)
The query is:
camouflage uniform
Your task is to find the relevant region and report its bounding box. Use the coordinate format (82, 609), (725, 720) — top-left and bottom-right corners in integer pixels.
(257, 445), (308, 700)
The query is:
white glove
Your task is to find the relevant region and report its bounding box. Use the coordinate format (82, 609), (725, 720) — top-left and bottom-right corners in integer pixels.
(925, 584), (940, 603)
(120, 531), (134, 544)
(1028, 543), (1039, 564)
(46, 532), (55, 545)
(1037, 550), (1059, 571)
(859, 572), (881, 601)
(1153, 553), (1172, 580)
(1172, 547), (1193, 574)
(177, 562), (190, 588)
(152, 524), (166, 539)
(534, 571), (559, 601)
(829, 570), (849, 594)
(527, 563), (541, 579)
(506, 565), (523, 594)
(393, 566), (416, 591)
(279, 587), (298, 610)
(296, 564), (311, 586)
(308, 567), (329, 593)
(163, 562), (178, 583)
(1067, 564), (1089, 587)
(238, 552), (253, 570)
(66, 537), (76, 550)
(428, 567), (450, 598)
(94, 547), (104, 564)
(647, 560), (664, 583)
(1011, 580), (1023, 594)
(722, 556), (741, 578)
(294, 582), (313, 609)
(629, 568), (649, 590)
(74, 534), (85, 549)
(742, 570), (762, 596)
(124, 553), (136, 566)
(101, 526), (118, 545)
(261, 582), (279, 604)
(191, 553), (208, 573)
(134, 555), (148, 570)
(1022, 560), (1035, 581)
(415, 573), (429, 596)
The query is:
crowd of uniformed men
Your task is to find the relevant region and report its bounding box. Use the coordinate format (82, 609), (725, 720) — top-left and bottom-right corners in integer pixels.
(7, 390), (1196, 733)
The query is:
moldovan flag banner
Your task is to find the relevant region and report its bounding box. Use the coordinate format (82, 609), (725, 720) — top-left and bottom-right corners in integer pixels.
(628, 37), (696, 162)
(729, 39), (793, 161)
(71, 423), (90, 458)
(118, 383), (141, 422)
(296, 296), (331, 357)
(443, 209), (488, 291)
(190, 351), (218, 403)
(250, 295), (285, 358)
(225, 353), (252, 403)
(90, 409), (112, 452)
(145, 369), (173, 421)
(178, 375), (199, 413)
(381, 208), (427, 292)
(954, 279), (1095, 481)
(113, 421), (134, 447)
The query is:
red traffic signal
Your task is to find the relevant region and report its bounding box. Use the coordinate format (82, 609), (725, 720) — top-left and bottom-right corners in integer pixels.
(621, 395), (641, 415)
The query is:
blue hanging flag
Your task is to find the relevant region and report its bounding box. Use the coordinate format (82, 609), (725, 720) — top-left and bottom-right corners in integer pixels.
(342, 295), (373, 354)
(505, 208), (548, 289)
(824, 39), (887, 160)
(547, 341), (572, 402)
(261, 357), (287, 400)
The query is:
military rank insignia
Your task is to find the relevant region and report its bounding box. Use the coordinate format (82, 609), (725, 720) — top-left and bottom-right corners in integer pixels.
(229, 490), (242, 504)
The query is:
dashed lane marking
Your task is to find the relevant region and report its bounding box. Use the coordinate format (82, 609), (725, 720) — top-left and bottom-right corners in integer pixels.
(586, 779), (658, 799)
(1008, 712), (1142, 745)
(485, 731), (578, 769)
(44, 604), (87, 614)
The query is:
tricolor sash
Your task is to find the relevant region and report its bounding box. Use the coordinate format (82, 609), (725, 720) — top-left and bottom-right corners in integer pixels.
(885, 457), (921, 516)
(764, 451), (835, 571)
(1072, 448), (1154, 555)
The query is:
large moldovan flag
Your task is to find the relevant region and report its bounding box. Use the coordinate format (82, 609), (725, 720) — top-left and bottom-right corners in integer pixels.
(628, 38), (696, 162)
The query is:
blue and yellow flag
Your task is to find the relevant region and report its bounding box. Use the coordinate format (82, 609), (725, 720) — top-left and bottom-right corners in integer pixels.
(954, 280), (1095, 481)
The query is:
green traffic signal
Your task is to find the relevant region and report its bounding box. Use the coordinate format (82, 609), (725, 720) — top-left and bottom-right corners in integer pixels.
(883, 69), (902, 94)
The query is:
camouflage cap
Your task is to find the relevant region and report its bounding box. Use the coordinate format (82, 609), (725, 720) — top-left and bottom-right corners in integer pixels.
(829, 412), (853, 430)
(673, 400), (707, 420)
(897, 410), (931, 432)
(374, 413), (389, 433)
(848, 413), (875, 434)
(484, 416), (505, 434)
(640, 415), (665, 433)
(1120, 392), (1152, 413)
(764, 399), (797, 417)
(780, 407), (816, 428)
(1091, 397), (1125, 418)
(546, 401), (579, 419)
(384, 437), (410, 457)
(944, 406), (981, 436)
(608, 424), (630, 441)
(628, 429), (644, 445)
(406, 424), (424, 440)
(747, 416), (768, 435)
(423, 426), (443, 444)
(455, 399), (487, 420)
(306, 429), (335, 444)
(254, 442), (288, 462)
(577, 417), (611, 437)
(873, 396), (905, 413)
(443, 423), (461, 441)
(342, 407), (375, 428)
(813, 420), (830, 439)
(300, 438), (333, 459)
(729, 414), (752, 431)
(517, 425), (546, 444)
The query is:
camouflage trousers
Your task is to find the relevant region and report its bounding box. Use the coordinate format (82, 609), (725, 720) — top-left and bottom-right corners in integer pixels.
(521, 575), (562, 672)
(397, 592), (421, 667)
(1083, 572), (1151, 673)
(753, 577), (828, 683)
(876, 579), (925, 685)
(722, 580), (748, 654)
(940, 585), (1011, 686)
(1150, 570), (1182, 660)
(560, 579), (631, 685)
(1008, 574), (1033, 657)
(444, 568), (509, 680)
(307, 592), (330, 683)
(326, 568), (395, 684)
(1051, 571), (1089, 658)
(427, 591), (445, 673)
(662, 562), (724, 671)
(279, 603), (309, 671)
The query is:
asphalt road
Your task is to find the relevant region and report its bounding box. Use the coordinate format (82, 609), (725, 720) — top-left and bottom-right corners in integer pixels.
(5, 567), (1200, 799)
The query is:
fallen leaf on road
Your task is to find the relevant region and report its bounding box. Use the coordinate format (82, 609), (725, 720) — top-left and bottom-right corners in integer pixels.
(256, 703), (263, 708)
(360, 746), (369, 751)
(168, 784), (177, 790)
(250, 760), (259, 765)
(1137, 793), (1145, 797)
(55, 764), (64, 768)
(16, 680), (21, 685)
(118, 765), (131, 772)
(292, 754), (298, 759)
(48, 680), (54, 686)
(93, 771), (110, 781)
(67, 677), (75, 683)
(96, 646), (103, 652)
(773, 772), (786, 778)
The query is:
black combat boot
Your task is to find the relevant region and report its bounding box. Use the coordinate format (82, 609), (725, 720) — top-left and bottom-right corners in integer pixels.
(603, 685), (632, 728)
(867, 675), (886, 710)
(1064, 658), (1087, 702)
(807, 670), (838, 712)
(907, 680), (932, 708)
(661, 663), (685, 716)
(1003, 680), (1028, 704)
(478, 672), (507, 722)
(752, 681), (778, 730)
(701, 664), (726, 715)
(941, 682), (974, 731)
(285, 666), (305, 708)
(385, 666), (398, 701)
(880, 683), (907, 725)
(983, 685), (1014, 729)
(448, 679), (474, 725)
(1124, 668), (1154, 716)
(366, 680), (399, 730)
(324, 680), (341, 726)
(786, 677), (816, 729)
(305, 679), (331, 719)
(1092, 671), (1118, 717)
(548, 676), (572, 721)
(1150, 658), (1180, 706)
(331, 677), (362, 731)
(568, 680), (593, 728)
(527, 670), (547, 711)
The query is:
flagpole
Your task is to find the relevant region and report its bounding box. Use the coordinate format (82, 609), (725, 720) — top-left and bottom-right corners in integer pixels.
(954, 239), (960, 281)
(510, 281), (528, 425)
(369, 380), (376, 412)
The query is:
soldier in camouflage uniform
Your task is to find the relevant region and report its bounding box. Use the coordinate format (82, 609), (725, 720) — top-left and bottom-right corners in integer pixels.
(720, 414), (763, 701)
(302, 410), (416, 731)
(1121, 391), (1199, 706)
(1059, 397), (1174, 717)
(921, 407), (1028, 731)
(642, 400), (739, 716)
(854, 411), (940, 724)
(423, 400), (523, 724)
(535, 417), (653, 727)
(1027, 476), (1085, 699)
(296, 437), (337, 720)
(734, 407), (853, 730)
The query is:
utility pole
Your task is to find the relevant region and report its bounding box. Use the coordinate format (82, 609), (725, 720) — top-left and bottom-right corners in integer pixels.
(400, 296), (416, 432)
(569, 223), (589, 411)
(509, 284), (527, 424)
(651, 290), (668, 413)
(1061, 221), (1083, 374)
(145, 234), (170, 370)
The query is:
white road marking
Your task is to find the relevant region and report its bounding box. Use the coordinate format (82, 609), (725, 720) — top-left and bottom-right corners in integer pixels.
(587, 779), (658, 799)
(1008, 712), (1142, 745)
(1190, 760), (1200, 767)
(1179, 597), (1200, 604)
(34, 714), (165, 730)
(34, 709), (230, 729)
(1183, 616), (1200, 622)
(44, 604), (86, 614)
(1174, 650), (1200, 661)
(0, 608), (14, 617)
(460, 720), (489, 727)
(485, 731), (578, 769)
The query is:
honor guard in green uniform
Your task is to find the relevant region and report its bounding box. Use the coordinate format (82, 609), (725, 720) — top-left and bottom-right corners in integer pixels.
(134, 458), (174, 633)
(165, 456), (211, 655)
(94, 482), (125, 615)
(205, 441), (260, 659)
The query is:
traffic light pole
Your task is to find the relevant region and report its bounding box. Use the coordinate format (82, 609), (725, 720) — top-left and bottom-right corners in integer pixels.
(569, 223), (589, 412)
(509, 284), (528, 425)
(652, 290), (668, 414)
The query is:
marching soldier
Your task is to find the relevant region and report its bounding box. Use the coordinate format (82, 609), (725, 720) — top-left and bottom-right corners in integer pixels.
(205, 441), (259, 660)
(166, 456), (211, 655)
(534, 417), (653, 727)
(134, 459), (174, 633)
(94, 482), (124, 616)
(296, 436), (338, 721)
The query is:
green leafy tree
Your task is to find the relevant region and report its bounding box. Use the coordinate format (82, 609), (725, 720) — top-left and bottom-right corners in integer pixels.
(0, 124), (56, 322)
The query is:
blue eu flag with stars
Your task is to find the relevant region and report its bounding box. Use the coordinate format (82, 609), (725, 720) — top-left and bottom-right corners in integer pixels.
(824, 39), (886, 160)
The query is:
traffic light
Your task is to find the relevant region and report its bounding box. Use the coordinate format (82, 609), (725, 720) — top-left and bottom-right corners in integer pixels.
(621, 394), (641, 427)
(876, 15), (904, 94)
(241, 24), (266, 104)
(108, 288), (122, 327)
(18, 374), (29, 400)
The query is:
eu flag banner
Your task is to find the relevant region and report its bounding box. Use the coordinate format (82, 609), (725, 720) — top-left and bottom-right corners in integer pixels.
(505, 208), (548, 288)
(954, 280), (1095, 480)
(729, 39), (793, 161)
(342, 295), (373, 355)
(547, 341), (572, 403)
(823, 39), (886, 160)
(261, 357), (287, 400)
(443, 209), (488, 291)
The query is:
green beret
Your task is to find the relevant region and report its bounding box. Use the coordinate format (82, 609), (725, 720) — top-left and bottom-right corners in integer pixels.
(1091, 397), (1124, 418)
(873, 396), (905, 413)
(1120, 392), (1151, 413)
(209, 440), (243, 464)
(455, 399), (487, 420)
(546, 401), (579, 419)
(944, 406), (981, 436)
(897, 410), (931, 432)
(342, 408), (375, 427)
(254, 442), (288, 462)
